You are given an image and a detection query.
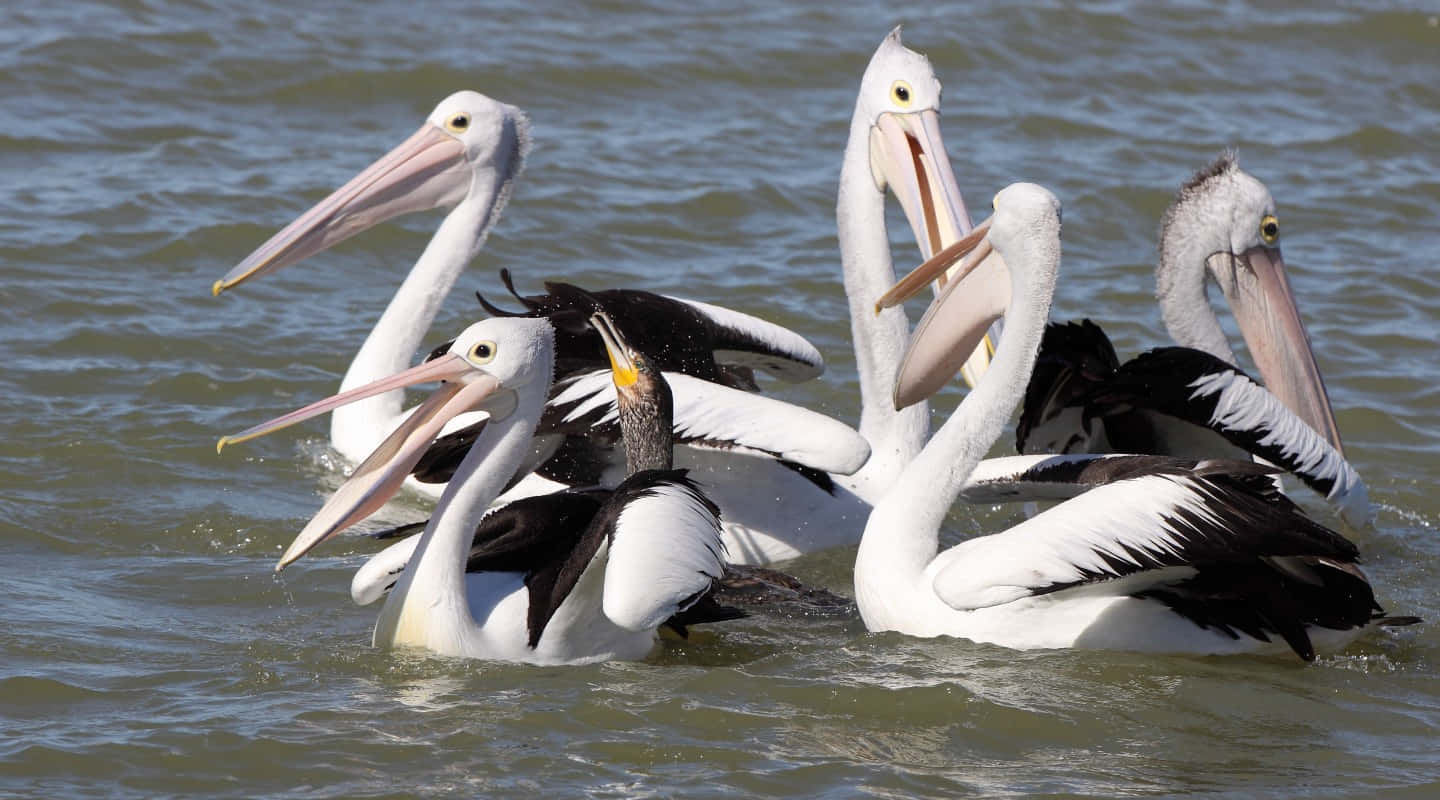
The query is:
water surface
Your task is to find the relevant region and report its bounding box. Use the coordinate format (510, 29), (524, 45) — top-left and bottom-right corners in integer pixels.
(3, 2), (1438, 797)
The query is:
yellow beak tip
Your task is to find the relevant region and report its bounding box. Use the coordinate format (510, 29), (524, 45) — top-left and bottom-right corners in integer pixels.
(215, 438), (229, 455)
(211, 279), (226, 297)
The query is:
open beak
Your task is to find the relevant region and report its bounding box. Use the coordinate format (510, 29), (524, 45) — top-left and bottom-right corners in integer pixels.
(872, 110), (971, 261)
(1214, 246), (1344, 454)
(212, 124), (469, 295)
(215, 354), (505, 571)
(870, 110), (1000, 386)
(876, 216), (1008, 409)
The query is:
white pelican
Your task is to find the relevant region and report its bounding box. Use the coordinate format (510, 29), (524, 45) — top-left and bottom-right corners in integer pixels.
(574, 25), (998, 560)
(1014, 153), (1368, 525)
(832, 26), (1000, 504)
(260, 313), (737, 663)
(588, 26), (997, 559)
(209, 93), (837, 481)
(214, 91), (531, 470)
(857, 182), (1410, 660)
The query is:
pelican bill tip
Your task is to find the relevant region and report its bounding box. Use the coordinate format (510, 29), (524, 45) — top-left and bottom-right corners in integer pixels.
(275, 548), (303, 572)
(216, 436), (229, 454)
(211, 278), (227, 297)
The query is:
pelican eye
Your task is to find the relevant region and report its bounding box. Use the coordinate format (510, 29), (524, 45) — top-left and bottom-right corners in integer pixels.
(467, 340), (497, 364)
(1259, 215), (1279, 244)
(890, 80), (913, 108)
(445, 112), (471, 133)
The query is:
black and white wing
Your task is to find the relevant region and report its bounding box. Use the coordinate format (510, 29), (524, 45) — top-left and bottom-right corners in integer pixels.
(957, 453), (1272, 503)
(598, 470), (726, 632)
(349, 491), (607, 606)
(476, 271), (825, 386)
(544, 369), (870, 475)
(1086, 348), (1369, 526)
(931, 467), (1381, 660)
(667, 296), (825, 383)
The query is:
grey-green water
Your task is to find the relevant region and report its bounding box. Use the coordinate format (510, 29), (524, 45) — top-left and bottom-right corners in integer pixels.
(3, 2), (1438, 797)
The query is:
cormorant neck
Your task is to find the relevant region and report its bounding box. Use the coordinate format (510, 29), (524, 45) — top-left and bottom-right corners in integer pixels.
(618, 376), (674, 474)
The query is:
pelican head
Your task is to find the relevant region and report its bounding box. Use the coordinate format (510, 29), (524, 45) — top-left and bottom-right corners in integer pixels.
(853, 26), (971, 262)
(216, 316), (554, 570)
(213, 90), (530, 295)
(1156, 152), (1343, 453)
(846, 28), (1001, 386)
(879, 183), (1062, 409)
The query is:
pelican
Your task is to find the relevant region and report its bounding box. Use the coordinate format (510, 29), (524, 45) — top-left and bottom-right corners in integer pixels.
(214, 91), (531, 471)
(832, 26), (1000, 503)
(857, 182), (1410, 660)
(347, 311), (851, 617)
(584, 26), (998, 559)
(1014, 153), (1368, 525)
(261, 313), (737, 664)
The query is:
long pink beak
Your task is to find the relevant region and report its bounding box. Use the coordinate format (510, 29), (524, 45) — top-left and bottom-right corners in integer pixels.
(213, 351), (503, 570)
(274, 371), (502, 570)
(231, 353), (507, 571)
(212, 124), (467, 295)
(877, 216), (1010, 409)
(1219, 245), (1345, 454)
(216, 353), (476, 451)
(870, 109), (999, 386)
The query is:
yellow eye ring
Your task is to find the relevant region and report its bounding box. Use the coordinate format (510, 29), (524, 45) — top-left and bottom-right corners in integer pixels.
(467, 340), (497, 364)
(1260, 215), (1280, 244)
(890, 80), (914, 108)
(445, 112), (471, 134)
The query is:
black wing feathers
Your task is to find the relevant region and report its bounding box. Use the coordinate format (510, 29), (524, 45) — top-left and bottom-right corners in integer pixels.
(1084, 348), (1342, 497)
(411, 419), (489, 483)
(476, 270), (735, 386)
(1018, 320), (1121, 453)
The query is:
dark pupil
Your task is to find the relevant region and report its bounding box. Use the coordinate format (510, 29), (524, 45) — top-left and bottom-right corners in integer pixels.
(896, 86), (909, 101)
(475, 344), (490, 358)
(453, 116), (468, 129)
(1264, 222), (1278, 237)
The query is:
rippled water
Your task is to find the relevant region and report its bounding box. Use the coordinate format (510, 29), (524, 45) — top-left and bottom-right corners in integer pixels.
(3, 1), (1438, 796)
